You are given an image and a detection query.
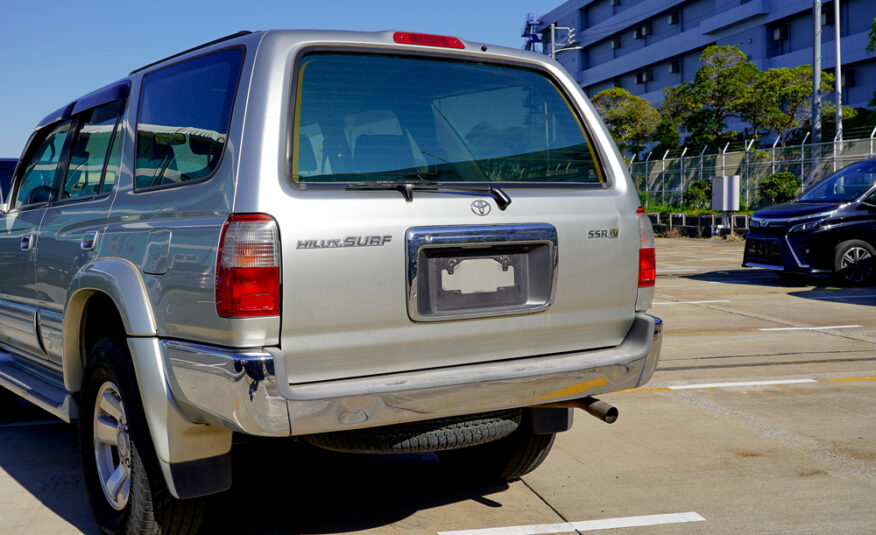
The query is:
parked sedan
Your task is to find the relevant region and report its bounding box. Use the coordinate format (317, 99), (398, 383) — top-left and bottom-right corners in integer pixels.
(743, 159), (876, 284)
(0, 158), (16, 202)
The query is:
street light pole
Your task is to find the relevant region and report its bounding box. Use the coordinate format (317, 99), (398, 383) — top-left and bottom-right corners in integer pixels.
(834, 0), (843, 142)
(813, 0), (822, 145)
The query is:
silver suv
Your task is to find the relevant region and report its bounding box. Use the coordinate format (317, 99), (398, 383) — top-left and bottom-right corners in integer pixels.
(0, 30), (661, 534)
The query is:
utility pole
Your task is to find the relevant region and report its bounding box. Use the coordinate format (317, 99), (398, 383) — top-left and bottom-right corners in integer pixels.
(834, 0), (843, 142)
(813, 0), (822, 145)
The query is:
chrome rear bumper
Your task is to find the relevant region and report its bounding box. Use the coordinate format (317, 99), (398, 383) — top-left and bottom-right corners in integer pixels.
(163, 314), (662, 436)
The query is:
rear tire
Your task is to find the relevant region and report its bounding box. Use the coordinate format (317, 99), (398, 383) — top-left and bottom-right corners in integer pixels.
(438, 413), (555, 482)
(304, 410), (521, 454)
(79, 338), (205, 535)
(833, 240), (875, 286)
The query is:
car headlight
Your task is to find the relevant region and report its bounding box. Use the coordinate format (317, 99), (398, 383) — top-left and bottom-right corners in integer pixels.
(789, 220), (821, 232)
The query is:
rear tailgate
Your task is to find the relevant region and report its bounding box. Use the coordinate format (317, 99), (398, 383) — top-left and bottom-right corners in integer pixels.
(261, 34), (640, 384)
(277, 191), (639, 383)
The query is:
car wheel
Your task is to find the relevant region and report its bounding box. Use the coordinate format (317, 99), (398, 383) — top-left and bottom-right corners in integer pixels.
(833, 240), (875, 286)
(80, 337), (205, 535)
(437, 412), (555, 482)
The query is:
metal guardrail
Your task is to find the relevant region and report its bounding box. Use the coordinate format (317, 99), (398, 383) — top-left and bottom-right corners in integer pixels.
(630, 128), (876, 208)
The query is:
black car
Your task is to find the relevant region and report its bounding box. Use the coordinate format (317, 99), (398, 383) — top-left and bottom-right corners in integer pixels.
(0, 158), (16, 203)
(743, 159), (876, 284)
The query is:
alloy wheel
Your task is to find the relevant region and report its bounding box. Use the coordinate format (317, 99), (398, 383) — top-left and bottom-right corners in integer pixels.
(92, 381), (131, 511)
(839, 246), (873, 283)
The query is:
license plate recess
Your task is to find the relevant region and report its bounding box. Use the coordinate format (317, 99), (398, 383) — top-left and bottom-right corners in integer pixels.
(406, 224), (558, 321)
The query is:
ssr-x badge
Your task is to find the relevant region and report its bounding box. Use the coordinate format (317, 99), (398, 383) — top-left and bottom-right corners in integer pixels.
(587, 228), (619, 239)
(471, 200), (491, 216)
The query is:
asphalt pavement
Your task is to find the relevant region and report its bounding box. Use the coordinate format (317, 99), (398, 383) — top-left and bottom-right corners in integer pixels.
(1, 237), (874, 534)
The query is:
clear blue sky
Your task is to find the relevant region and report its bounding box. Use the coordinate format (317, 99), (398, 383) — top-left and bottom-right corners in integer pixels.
(0, 0), (557, 157)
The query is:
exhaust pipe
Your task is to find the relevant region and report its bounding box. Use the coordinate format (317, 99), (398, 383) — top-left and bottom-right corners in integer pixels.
(538, 396), (618, 424)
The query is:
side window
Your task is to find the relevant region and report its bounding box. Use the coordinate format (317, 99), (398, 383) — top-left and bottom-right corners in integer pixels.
(101, 124), (121, 194)
(135, 49), (243, 190)
(0, 163), (14, 203)
(62, 100), (124, 200)
(14, 122), (72, 209)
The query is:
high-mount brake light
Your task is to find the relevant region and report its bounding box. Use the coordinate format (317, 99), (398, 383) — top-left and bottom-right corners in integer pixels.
(393, 32), (465, 49)
(216, 214), (280, 317)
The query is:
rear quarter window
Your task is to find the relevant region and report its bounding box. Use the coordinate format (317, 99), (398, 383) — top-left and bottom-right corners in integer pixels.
(135, 48), (243, 190)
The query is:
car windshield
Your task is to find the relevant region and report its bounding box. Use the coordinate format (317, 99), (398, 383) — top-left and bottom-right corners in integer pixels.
(798, 160), (876, 203)
(289, 52), (604, 185)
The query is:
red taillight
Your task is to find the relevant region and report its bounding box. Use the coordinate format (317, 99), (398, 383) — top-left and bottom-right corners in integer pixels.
(637, 209), (656, 290)
(216, 214), (280, 317)
(638, 247), (656, 287)
(393, 32), (465, 49)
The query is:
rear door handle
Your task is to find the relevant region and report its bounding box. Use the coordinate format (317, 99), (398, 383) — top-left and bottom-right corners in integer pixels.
(81, 231), (99, 251)
(20, 235), (33, 251)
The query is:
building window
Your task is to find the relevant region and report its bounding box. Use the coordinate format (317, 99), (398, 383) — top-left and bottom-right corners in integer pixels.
(768, 22), (790, 56)
(610, 0), (620, 6)
(613, 78), (623, 88)
(842, 69), (855, 88)
(668, 10), (680, 25)
(635, 70), (652, 84)
(610, 35), (621, 49)
(634, 23), (652, 40)
(772, 24), (788, 43)
(822, 6), (835, 26)
(668, 59), (680, 74)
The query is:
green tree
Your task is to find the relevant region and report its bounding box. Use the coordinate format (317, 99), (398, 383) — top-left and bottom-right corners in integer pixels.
(590, 87), (660, 158)
(758, 172), (799, 207)
(763, 66), (831, 145)
(684, 180), (712, 211)
(662, 46), (760, 150)
(734, 69), (771, 142)
(867, 17), (876, 52)
(650, 115), (682, 157)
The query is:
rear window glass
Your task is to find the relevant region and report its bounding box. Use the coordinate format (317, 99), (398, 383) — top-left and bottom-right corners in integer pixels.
(290, 53), (603, 185)
(135, 49), (242, 190)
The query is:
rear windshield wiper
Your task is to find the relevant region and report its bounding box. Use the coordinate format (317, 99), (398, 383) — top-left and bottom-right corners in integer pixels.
(346, 180), (512, 210)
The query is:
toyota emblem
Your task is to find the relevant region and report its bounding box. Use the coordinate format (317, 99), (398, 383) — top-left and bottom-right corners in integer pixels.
(471, 200), (491, 216)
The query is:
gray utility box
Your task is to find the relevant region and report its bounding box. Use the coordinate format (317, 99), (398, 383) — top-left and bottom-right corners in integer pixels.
(711, 175), (740, 211)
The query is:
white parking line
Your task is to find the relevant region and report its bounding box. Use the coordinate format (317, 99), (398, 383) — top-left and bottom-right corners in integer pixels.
(438, 512), (706, 535)
(758, 325), (861, 331)
(653, 300), (730, 305)
(667, 379), (817, 390)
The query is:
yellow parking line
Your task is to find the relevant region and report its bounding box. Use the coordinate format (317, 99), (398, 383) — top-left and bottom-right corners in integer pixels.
(824, 376), (876, 383)
(617, 376), (876, 393)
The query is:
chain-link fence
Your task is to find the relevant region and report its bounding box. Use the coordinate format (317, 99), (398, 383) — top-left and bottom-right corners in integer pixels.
(630, 127), (876, 208)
